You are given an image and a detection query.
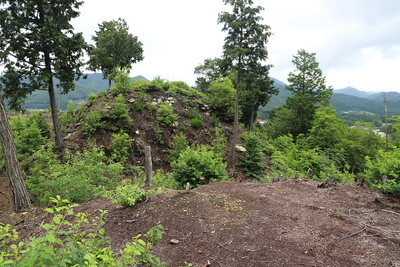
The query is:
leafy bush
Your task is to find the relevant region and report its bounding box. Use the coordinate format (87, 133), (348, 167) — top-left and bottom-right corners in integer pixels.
(166, 81), (205, 98)
(59, 100), (79, 126)
(109, 132), (133, 164)
(188, 109), (199, 119)
(365, 149), (400, 195)
(189, 118), (203, 128)
(82, 101), (133, 135)
(240, 133), (265, 177)
(210, 114), (219, 125)
(156, 103), (178, 127)
(152, 170), (181, 189)
(133, 92), (150, 112)
(210, 126), (227, 156)
(27, 145), (123, 205)
(110, 68), (133, 96)
(106, 180), (154, 207)
(10, 113), (50, 160)
(167, 132), (188, 162)
(207, 78), (235, 122)
(109, 102), (134, 130)
(171, 145), (228, 188)
(0, 196), (166, 266)
(82, 109), (107, 135)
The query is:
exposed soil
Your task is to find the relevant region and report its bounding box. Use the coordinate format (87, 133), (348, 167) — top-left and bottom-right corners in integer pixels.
(1, 177), (400, 267)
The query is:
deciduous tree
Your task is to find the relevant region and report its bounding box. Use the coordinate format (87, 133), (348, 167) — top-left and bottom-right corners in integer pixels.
(87, 18), (144, 88)
(0, 0), (86, 148)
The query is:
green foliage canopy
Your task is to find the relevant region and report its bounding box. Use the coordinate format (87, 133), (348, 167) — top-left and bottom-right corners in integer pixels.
(268, 50), (332, 138)
(171, 145), (228, 188)
(207, 78), (236, 122)
(0, 0), (86, 108)
(87, 18), (144, 86)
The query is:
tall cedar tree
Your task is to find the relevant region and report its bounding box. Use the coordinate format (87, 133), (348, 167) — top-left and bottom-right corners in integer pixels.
(284, 49), (333, 137)
(218, 0), (273, 168)
(87, 18), (144, 88)
(0, 90), (31, 211)
(0, 0), (86, 148)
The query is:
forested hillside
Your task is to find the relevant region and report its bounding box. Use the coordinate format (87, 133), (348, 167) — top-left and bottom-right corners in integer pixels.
(259, 81), (400, 117)
(11, 74), (147, 110)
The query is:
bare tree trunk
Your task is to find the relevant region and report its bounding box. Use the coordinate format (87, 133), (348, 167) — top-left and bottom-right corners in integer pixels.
(229, 59), (242, 170)
(44, 53), (64, 148)
(0, 92), (31, 211)
(249, 105), (255, 132)
(48, 79), (64, 148)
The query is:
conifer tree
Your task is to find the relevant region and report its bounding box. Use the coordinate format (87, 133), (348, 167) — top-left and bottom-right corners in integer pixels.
(0, 0), (86, 148)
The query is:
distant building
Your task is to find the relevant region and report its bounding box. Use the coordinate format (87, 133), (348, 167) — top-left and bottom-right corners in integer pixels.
(256, 119), (268, 125)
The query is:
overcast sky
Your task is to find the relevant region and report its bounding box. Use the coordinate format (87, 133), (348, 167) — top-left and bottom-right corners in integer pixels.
(72, 0), (400, 92)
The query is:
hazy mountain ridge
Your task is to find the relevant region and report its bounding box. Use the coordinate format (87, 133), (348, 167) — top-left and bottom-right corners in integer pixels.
(260, 81), (400, 116)
(4, 73), (400, 115)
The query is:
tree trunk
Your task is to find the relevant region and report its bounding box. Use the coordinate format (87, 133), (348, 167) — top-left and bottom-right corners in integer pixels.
(249, 105), (255, 132)
(44, 53), (64, 148)
(0, 92), (31, 211)
(48, 78), (64, 148)
(229, 61), (242, 169)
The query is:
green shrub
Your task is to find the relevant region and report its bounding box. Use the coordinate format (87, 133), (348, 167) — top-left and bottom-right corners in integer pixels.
(167, 132), (188, 162)
(207, 78), (235, 122)
(177, 124), (187, 132)
(106, 180), (154, 207)
(188, 109), (199, 119)
(154, 126), (164, 144)
(28, 111), (51, 138)
(82, 101), (133, 135)
(109, 132), (133, 164)
(190, 118), (203, 128)
(365, 149), (400, 195)
(110, 68), (132, 96)
(210, 126), (227, 156)
(210, 114), (219, 125)
(240, 133), (265, 177)
(171, 145), (228, 188)
(87, 92), (98, 101)
(156, 103), (179, 127)
(133, 92), (150, 112)
(152, 170), (181, 189)
(115, 93), (127, 103)
(60, 100), (79, 125)
(0, 196), (166, 266)
(82, 109), (107, 135)
(27, 145), (123, 205)
(10, 113), (49, 160)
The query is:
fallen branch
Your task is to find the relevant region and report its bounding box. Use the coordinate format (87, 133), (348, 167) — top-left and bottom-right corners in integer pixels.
(216, 240), (236, 252)
(382, 209), (400, 217)
(210, 257), (222, 267)
(343, 226), (367, 239)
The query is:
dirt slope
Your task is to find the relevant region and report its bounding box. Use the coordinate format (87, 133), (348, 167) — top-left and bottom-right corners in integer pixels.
(1, 179), (400, 266)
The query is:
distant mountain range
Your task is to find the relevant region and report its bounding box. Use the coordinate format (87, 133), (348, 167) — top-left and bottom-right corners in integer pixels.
(333, 86), (400, 101)
(4, 73), (400, 116)
(262, 80), (400, 116)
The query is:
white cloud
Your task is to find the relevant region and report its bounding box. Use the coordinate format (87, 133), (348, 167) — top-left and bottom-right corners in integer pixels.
(2, 0), (399, 92)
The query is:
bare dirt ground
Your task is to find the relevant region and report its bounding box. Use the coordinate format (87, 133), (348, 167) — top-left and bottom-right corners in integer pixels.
(1, 177), (400, 267)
